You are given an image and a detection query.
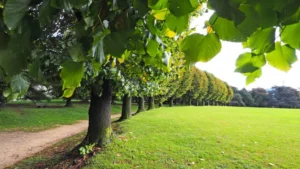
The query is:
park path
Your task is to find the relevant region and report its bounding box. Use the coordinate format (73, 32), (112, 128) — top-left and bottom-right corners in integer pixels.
(0, 114), (120, 169)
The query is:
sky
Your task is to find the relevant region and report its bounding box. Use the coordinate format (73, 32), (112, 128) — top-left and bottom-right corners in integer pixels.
(190, 11), (300, 90)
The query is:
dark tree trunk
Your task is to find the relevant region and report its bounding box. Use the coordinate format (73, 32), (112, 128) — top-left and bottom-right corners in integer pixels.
(188, 98), (192, 106)
(111, 95), (116, 105)
(119, 94), (131, 121)
(136, 96), (145, 114)
(196, 100), (199, 106)
(169, 97), (174, 107)
(158, 102), (163, 107)
(80, 79), (112, 147)
(147, 96), (154, 110)
(65, 98), (73, 107)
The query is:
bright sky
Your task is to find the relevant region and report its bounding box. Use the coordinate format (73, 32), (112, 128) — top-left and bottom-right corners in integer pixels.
(191, 11), (300, 90)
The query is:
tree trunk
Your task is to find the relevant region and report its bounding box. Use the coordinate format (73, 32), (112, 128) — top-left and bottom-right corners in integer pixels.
(111, 95), (116, 105)
(147, 96), (154, 110)
(158, 102), (163, 107)
(80, 79), (112, 147)
(65, 98), (73, 107)
(119, 94), (131, 121)
(188, 98), (192, 106)
(196, 100), (199, 106)
(136, 96), (145, 114)
(169, 97), (174, 107)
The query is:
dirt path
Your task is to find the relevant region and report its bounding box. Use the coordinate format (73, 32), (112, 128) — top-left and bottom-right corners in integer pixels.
(0, 114), (120, 169)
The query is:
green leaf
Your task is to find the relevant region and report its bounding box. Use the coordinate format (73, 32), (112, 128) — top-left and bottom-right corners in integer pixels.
(10, 74), (30, 94)
(180, 33), (221, 63)
(3, 88), (11, 97)
(236, 4), (260, 37)
(60, 61), (84, 90)
(62, 88), (76, 98)
(3, 0), (31, 30)
(247, 28), (275, 54)
(235, 52), (252, 67)
(209, 13), (246, 42)
(235, 63), (259, 73)
(50, 0), (72, 10)
(209, 0), (245, 24)
(29, 59), (40, 78)
(84, 17), (94, 28)
(91, 30), (110, 63)
(147, 15), (158, 34)
(104, 32), (126, 57)
(39, 0), (59, 25)
(0, 31), (9, 49)
(134, 0), (150, 16)
(281, 23), (300, 49)
(277, 1), (300, 25)
(166, 13), (189, 33)
(235, 52), (265, 73)
(148, 0), (168, 10)
(0, 50), (27, 76)
(266, 42), (297, 72)
(69, 43), (86, 62)
(69, 0), (91, 9)
(252, 54), (266, 68)
(280, 6), (300, 25)
(147, 39), (159, 57)
(255, 5), (278, 28)
(168, 0), (198, 17)
(246, 69), (262, 85)
(151, 8), (169, 20)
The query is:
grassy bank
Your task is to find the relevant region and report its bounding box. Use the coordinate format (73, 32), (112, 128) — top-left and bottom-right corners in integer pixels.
(86, 106), (300, 168)
(0, 101), (137, 131)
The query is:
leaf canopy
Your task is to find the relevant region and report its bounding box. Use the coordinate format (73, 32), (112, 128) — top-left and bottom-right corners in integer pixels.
(180, 33), (221, 63)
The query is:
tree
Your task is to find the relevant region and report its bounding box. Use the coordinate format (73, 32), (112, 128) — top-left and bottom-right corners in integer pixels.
(188, 67), (202, 105)
(225, 83), (234, 105)
(204, 72), (218, 105)
(268, 86), (300, 108)
(239, 88), (255, 107)
(251, 88), (268, 107)
(1, 0), (299, 147)
(230, 93), (246, 107)
(171, 69), (194, 106)
(196, 69), (209, 105)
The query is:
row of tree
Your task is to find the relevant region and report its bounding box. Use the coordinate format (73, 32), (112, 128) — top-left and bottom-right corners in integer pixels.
(231, 86), (300, 108)
(0, 0), (299, 148)
(115, 66), (235, 120)
(164, 67), (234, 107)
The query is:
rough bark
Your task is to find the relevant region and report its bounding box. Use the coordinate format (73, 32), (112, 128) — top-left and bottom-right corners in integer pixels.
(147, 96), (154, 110)
(80, 79), (112, 147)
(136, 96), (145, 114)
(119, 94), (131, 121)
(65, 98), (73, 107)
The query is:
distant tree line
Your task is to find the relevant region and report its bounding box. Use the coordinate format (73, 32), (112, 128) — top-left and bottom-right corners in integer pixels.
(231, 86), (300, 108)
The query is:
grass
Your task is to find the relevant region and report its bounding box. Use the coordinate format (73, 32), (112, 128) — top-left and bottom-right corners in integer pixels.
(85, 106), (300, 169)
(0, 101), (138, 131)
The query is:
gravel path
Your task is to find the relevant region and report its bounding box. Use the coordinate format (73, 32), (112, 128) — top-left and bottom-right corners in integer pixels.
(0, 114), (120, 168)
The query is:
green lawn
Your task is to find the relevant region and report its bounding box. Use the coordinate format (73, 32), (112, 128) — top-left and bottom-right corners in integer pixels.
(0, 101), (137, 131)
(86, 106), (300, 169)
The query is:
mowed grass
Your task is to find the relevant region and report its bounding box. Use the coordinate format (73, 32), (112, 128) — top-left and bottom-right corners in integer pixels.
(0, 101), (137, 131)
(86, 106), (300, 169)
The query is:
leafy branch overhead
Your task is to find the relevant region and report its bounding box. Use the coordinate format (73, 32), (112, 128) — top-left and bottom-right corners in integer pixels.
(0, 0), (299, 97)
